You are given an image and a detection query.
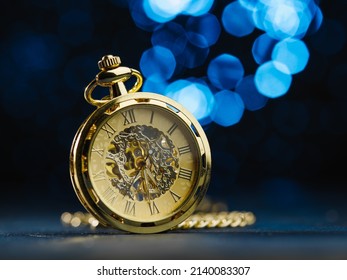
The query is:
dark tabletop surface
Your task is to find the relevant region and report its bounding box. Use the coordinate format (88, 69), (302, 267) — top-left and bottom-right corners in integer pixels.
(2, 207), (347, 260)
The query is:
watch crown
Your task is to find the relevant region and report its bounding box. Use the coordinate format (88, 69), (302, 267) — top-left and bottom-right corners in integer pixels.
(98, 55), (121, 70)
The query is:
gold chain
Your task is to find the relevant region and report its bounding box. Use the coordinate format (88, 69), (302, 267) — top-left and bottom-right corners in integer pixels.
(61, 198), (255, 230)
(175, 211), (256, 229)
(61, 211), (255, 230)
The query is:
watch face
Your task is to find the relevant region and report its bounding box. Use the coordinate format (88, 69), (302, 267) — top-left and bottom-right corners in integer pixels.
(71, 93), (210, 233)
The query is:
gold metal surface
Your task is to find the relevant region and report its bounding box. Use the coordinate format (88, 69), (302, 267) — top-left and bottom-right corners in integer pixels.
(98, 55), (121, 70)
(84, 55), (143, 107)
(70, 55), (212, 233)
(176, 211), (256, 229)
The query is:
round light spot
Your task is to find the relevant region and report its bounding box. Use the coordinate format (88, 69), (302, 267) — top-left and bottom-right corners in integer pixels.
(186, 13), (221, 48)
(255, 61), (292, 98)
(238, 0), (258, 11)
(142, 77), (168, 94)
(251, 2), (268, 31)
(143, 0), (188, 23)
(252, 33), (278, 64)
(222, 1), (255, 37)
(307, 6), (323, 35)
(253, 0), (314, 40)
(140, 46), (176, 81)
(236, 75), (268, 111)
(151, 22), (187, 55)
(165, 79), (214, 122)
(182, 0), (214, 16)
(212, 90), (245, 127)
(272, 38), (310, 74)
(207, 54), (244, 90)
(264, 3), (301, 39)
(176, 41), (209, 69)
(129, 0), (160, 31)
(164, 79), (191, 99)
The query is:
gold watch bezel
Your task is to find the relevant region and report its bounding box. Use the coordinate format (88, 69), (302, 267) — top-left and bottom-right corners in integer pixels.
(70, 92), (211, 233)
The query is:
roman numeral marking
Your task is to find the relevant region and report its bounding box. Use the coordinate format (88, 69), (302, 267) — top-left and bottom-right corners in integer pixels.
(122, 109), (136, 125)
(124, 200), (136, 216)
(178, 145), (191, 155)
(148, 201), (160, 215)
(178, 168), (193, 181)
(167, 123), (178, 135)
(102, 188), (116, 205)
(92, 147), (103, 157)
(169, 190), (181, 203)
(92, 170), (105, 182)
(150, 111), (154, 124)
(101, 123), (116, 139)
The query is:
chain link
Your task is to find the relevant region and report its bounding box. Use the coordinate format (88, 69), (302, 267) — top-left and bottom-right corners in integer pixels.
(175, 211), (256, 229)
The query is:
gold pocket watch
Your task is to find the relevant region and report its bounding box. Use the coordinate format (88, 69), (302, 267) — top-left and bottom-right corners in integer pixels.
(70, 55), (212, 233)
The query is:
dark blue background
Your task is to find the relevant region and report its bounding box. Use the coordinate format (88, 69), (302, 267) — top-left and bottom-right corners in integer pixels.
(1, 0), (346, 225)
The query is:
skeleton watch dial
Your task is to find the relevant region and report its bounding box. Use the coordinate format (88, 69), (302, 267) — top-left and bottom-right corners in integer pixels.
(90, 103), (200, 223)
(71, 93), (211, 233)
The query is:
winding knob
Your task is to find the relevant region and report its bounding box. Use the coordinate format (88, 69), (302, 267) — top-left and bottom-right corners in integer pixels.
(98, 55), (121, 70)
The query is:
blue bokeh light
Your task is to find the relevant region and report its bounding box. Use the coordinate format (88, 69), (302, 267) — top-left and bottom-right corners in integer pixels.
(142, 76), (168, 94)
(207, 54), (244, 90)
(222, 1), (255, 37)
(251, 2), (267, 31)
(129, 0), (160, 31)
(140, 46), (176, 81)
(151, 22), (187, 55)
(176, 41), (209, 69)
(252, 0), (317, 40)
(143, 0), (185, 23)
(182, 0), (214, 16)
(212, 90), (245, 127)
(58, 9), (94, 45)
(252, 33), (278, 64)
(307, 5), (323, 35)
(142, 0), (214, 23)
(185, 13), (221, 48)
(263, 3), (300, 38)
(255, 61), (292, 98)
(165, 79), (191, 100)
(238, 0), (258, 11)
(164, 79), (215, 122)
(236, 75), (268, 111)
(272, 38), (310, 74)
(129, 0), (323, 127)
